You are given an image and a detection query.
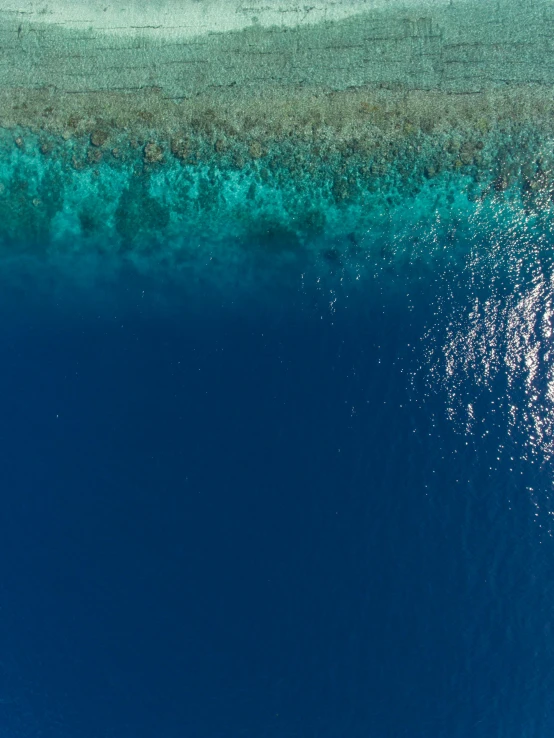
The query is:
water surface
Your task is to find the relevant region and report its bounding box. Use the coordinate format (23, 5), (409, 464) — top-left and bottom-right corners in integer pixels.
(0, 0), (554, 736)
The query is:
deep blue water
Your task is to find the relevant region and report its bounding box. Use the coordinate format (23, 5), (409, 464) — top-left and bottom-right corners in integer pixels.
(1, 211), (554, 738)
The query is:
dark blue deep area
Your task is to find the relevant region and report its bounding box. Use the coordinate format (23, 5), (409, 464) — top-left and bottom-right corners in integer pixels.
(0, 252), (553, 738)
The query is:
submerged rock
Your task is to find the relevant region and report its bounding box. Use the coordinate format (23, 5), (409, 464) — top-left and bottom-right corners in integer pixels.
(170, 137), (189, 160)
(71, 155), (85, 170)
(144, 142), (164, 163)
(249, 141), (263, 159)
(87, 147), (103, 164)
(91, 129), (109, 147)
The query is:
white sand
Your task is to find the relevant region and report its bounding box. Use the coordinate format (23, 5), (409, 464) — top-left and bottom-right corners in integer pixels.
(1, 0), (467, 38)
(0, 0), (546, 98)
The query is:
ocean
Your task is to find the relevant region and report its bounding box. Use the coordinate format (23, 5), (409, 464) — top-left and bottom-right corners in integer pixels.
(1, 0), (554, 736)
(0, 181), (553, 738)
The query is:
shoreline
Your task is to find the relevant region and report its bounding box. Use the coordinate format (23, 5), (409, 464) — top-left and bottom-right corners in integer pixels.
(0, 0), (552, 268)
(1, 0), (551, 143)
(1, 0), (552, 98)
(1, 0), (468, 38)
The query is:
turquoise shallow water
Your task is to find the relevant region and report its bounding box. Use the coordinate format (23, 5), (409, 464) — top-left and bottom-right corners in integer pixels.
(1, 124), (553, 293)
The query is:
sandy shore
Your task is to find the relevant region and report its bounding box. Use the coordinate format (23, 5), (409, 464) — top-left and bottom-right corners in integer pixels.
(1, 0), (467, 37)
(1, 0), (552, 97)
(0, 0), (552, 262)
(0, 0), (550, 136)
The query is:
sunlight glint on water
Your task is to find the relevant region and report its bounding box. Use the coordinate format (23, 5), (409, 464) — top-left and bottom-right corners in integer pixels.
(418, 196), (554, 535)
